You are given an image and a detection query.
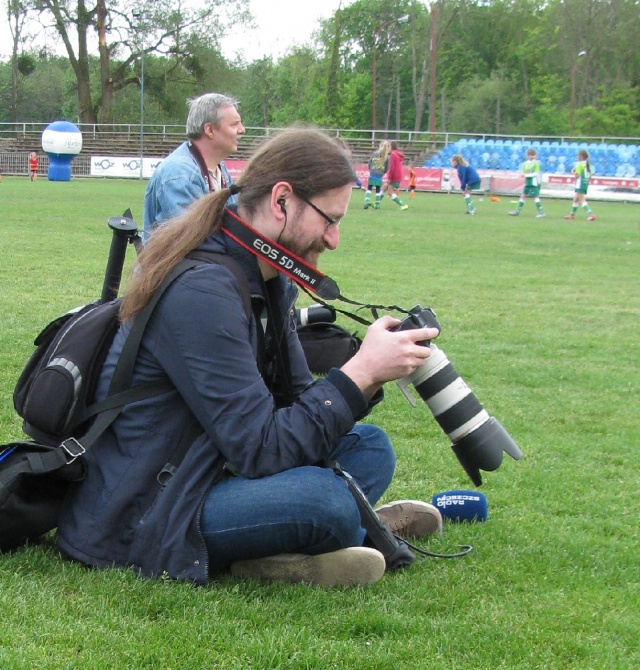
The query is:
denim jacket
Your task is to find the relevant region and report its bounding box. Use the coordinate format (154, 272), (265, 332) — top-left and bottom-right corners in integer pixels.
(142, 141), (233, 242)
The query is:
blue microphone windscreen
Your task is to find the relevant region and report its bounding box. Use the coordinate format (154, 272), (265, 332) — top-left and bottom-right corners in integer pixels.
(432, 490), (488, 522)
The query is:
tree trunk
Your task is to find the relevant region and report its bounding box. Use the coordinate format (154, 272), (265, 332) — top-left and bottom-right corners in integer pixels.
(410, 13), (428, 132)
(325, 9), (342, 118)
(39, 0), (98, 123)
(10, 12), (20, 124)
(97, 0), (113, 124)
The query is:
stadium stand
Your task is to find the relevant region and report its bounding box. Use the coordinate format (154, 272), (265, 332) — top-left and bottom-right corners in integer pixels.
(423, 139), (639, 177)
(1, 127), (637, 179)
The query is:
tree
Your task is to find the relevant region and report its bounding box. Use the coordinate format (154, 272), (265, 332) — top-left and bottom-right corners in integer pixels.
(241, 58), (277, 127)
(32, 0), (251, 124)
(6, 0), (31, 123)
(2, 0), (639, 137)
(409, 0), (459, 134)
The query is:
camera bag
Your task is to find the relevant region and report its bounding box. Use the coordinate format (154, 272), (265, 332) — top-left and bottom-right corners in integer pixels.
(1, 253), (252, 553)
(296, 322), (361, 374)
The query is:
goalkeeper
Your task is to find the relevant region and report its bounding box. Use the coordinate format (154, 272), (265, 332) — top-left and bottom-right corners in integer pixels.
(509, 148), (545, 218)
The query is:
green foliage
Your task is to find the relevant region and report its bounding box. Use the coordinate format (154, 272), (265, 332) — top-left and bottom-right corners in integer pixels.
(446, 72), (519, 135)
(574, 86), (640, 137)
(0, 178), (639, 669)
(16, 53), (35, 76)
(0, 0), (639, 134)
(334, 72), (373, 129)
(516, 103), (569, 137)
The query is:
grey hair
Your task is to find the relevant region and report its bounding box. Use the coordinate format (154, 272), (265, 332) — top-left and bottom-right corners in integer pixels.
(185, 93), (239, 138)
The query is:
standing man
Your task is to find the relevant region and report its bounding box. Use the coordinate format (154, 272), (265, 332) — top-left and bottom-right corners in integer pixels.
(143, 92), (245, 241)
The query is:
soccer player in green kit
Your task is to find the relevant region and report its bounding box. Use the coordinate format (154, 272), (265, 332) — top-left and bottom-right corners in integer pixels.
(509, 148), (545, 218)
(564, 149), (596, 221)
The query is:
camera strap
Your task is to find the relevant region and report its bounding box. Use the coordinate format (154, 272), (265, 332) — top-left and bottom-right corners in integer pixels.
(222, 209), (341, 299)
(188, 142), (229, 193)
(332, 462), (416, 571)
(221, 209), (415, 327)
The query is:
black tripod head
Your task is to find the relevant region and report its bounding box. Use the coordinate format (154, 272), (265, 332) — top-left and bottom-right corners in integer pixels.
(101, 209), (142, 303)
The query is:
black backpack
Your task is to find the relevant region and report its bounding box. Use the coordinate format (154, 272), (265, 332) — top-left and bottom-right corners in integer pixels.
(1, 253), (251, 552)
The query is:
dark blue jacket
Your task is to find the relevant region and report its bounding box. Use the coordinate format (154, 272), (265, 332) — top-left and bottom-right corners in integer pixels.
(455, 163), (481, 191)
(57, 214), (378, 584)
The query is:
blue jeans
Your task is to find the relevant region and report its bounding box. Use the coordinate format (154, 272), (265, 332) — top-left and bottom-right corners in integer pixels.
(201, 424), (395, 572)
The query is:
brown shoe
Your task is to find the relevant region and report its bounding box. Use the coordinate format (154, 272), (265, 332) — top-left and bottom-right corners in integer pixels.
(375, 500), (443, 538)
(230, 547), (386, 587)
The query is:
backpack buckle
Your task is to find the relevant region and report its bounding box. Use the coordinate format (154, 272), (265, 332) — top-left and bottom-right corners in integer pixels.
(61, 438), (86, 463)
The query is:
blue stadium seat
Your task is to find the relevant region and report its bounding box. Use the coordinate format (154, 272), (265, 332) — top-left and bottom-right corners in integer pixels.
(421, 139), (638, 181)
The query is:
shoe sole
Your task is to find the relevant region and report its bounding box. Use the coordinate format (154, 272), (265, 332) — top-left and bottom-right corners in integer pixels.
(375, 500), (443, 538)
(230, 547), (385, 587)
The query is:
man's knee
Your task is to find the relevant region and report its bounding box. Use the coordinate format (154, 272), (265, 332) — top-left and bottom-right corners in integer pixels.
(348, 424), (396, 469)
(295, 467), (365, 546)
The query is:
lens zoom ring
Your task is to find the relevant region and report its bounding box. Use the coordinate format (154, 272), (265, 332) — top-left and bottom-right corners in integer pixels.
(433, 393), (484, 436)
(414, 363), (460, 398)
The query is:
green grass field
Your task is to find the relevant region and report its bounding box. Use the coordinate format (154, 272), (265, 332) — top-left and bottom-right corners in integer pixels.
(1, 177), (639, 669)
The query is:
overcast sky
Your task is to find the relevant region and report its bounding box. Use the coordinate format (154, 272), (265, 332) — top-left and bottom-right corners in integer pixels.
(0, 0), (347, 63)
(221, 0), (345, 62)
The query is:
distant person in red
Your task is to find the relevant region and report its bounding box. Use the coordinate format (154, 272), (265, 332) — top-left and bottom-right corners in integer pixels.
(383, 141), (408, 210)
(29, 151), (39, 182)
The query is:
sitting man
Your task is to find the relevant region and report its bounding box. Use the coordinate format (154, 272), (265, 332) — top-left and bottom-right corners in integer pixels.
(58, 127), (441, 587)
(143, 92), (245, 242)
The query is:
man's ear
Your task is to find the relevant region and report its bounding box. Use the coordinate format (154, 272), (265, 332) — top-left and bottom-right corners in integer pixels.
(203, 122), (217, 139)
(271, 182), (294, 218)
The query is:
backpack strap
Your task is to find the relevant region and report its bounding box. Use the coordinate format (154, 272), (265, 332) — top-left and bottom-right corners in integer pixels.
(64, 253), (253, 463)
(147, 251), (255, 488)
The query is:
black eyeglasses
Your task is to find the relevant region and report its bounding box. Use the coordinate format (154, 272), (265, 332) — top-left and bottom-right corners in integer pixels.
(298, 195), (341, 228)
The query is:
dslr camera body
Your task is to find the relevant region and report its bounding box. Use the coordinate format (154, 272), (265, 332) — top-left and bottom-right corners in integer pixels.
(394, 306), (522, 485)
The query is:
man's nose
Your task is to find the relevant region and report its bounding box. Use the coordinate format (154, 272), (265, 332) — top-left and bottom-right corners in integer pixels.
(323, 224), (340, 250)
